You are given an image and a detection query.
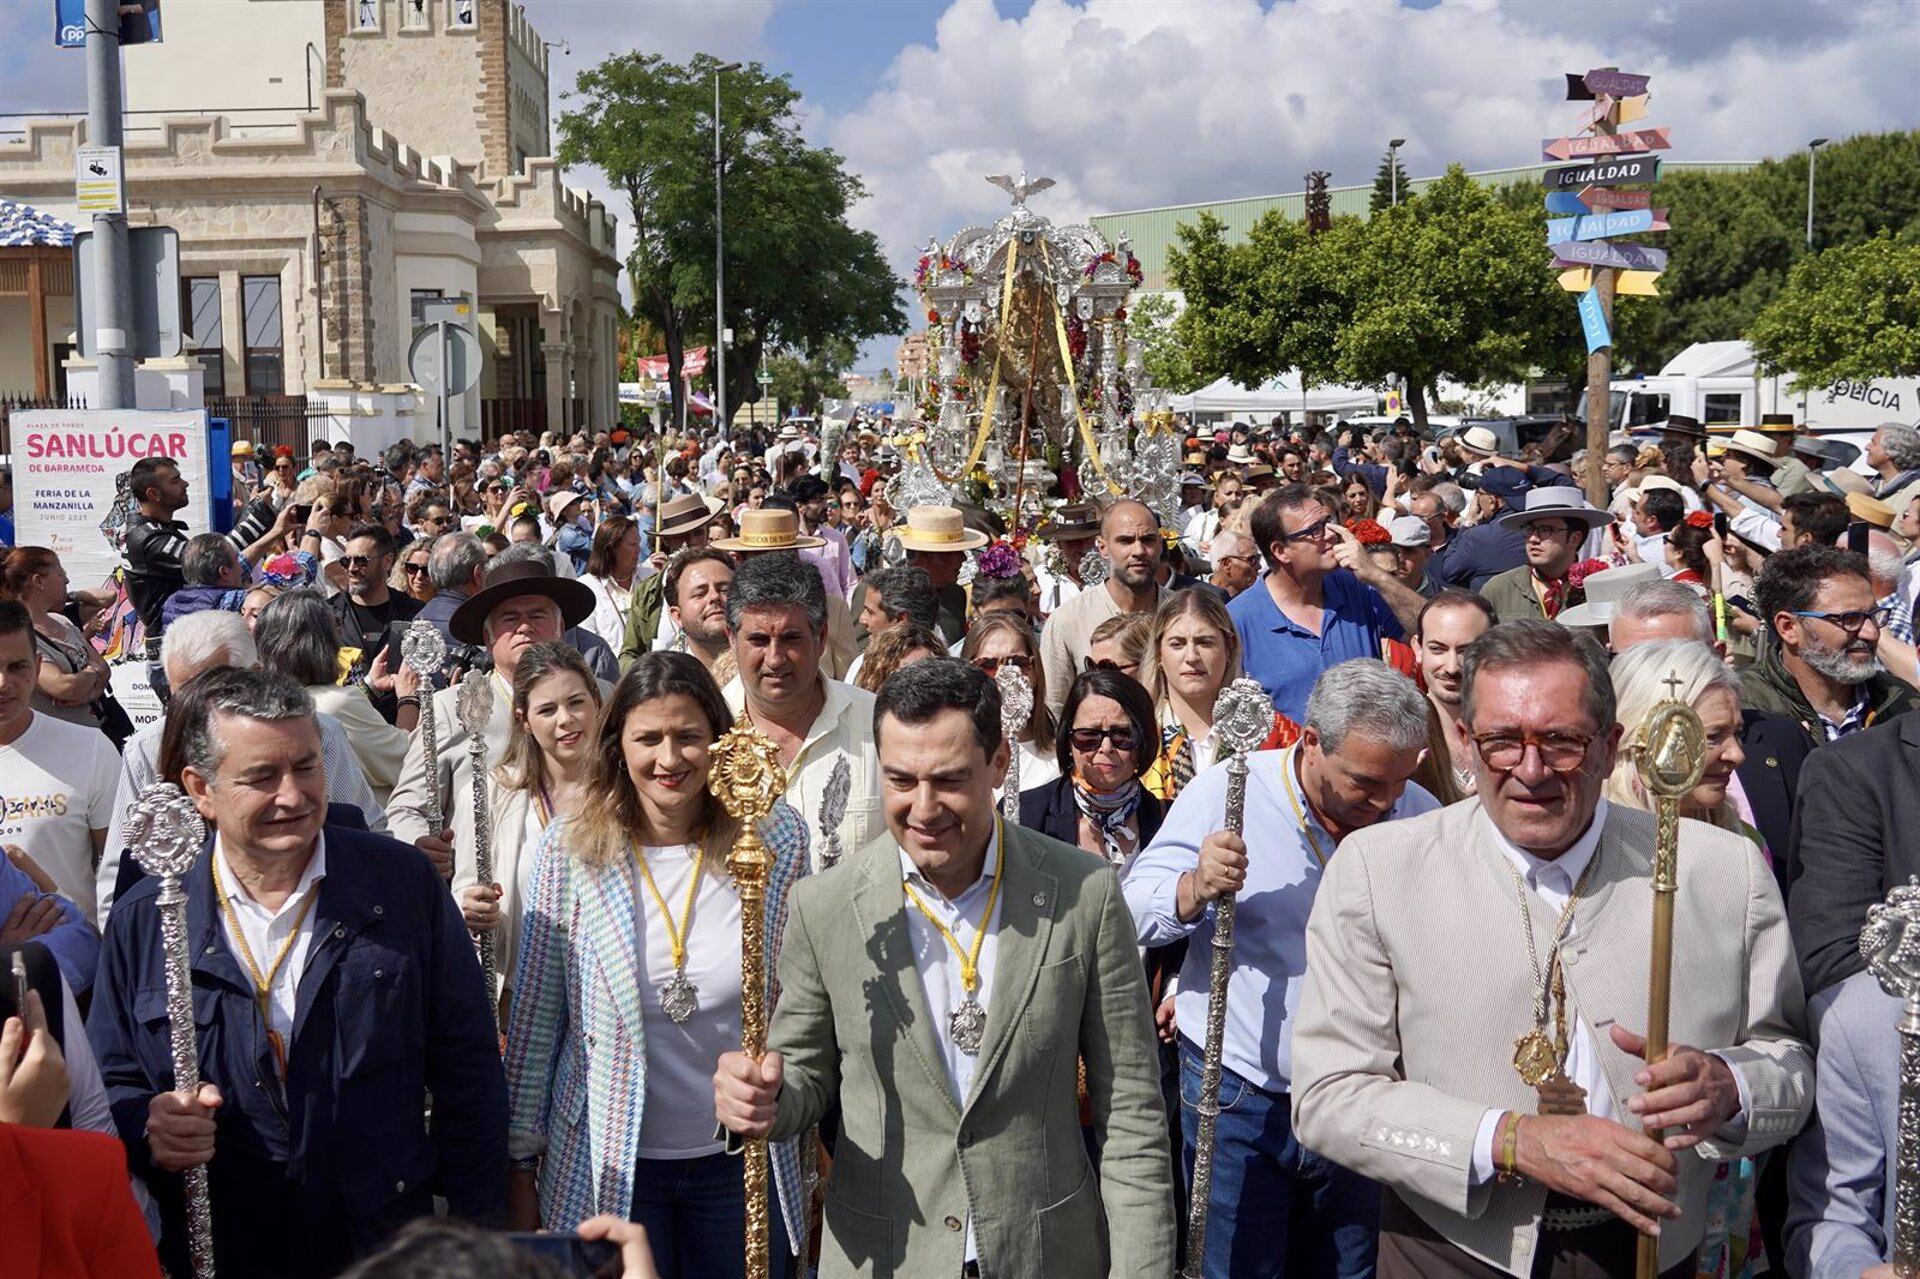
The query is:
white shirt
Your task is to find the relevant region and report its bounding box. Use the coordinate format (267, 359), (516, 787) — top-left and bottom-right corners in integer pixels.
(213, 834), (327, 1051)
(632, 842), (743, 1159)
(899, 823), (1005, 1263)
(722, 677), (885, 870)
(0, 711), (123, 925)
(1469, 801), (1750, 1183)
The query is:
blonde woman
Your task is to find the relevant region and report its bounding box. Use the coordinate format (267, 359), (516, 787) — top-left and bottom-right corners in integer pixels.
(1135, 590), (1299, 803)
(1605, 639), (1753, 840)
(457, 640), (601, 1014)
(504, 652), (809, 1277)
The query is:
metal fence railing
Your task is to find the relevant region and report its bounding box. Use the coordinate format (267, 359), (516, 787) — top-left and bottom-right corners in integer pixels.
(208, 395), (332, 459)
(0, 393), (89, 456)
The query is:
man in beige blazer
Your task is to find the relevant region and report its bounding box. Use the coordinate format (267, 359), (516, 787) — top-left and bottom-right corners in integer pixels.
(715, 658), (1175, 1278)
(1291, 620), (1812, 1279)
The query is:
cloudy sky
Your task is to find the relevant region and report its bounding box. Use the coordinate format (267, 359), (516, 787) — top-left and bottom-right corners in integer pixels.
(5, 0), (1915, 370)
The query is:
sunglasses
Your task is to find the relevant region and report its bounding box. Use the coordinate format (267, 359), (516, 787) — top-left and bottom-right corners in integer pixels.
(404, 562), (431, 576)
(1069, 726), (1139, 752)
(340, 555), (383, 569)
(1083, 657), (1138, 673)
(971, 654), (1032, 675)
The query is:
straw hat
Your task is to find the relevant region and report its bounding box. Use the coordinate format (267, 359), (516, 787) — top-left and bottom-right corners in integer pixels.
(1812, 469), (1872, 498)
(1456, 425), (1502, 458)
(1556, 563), (1661, 628)
(1225, 445), (1257, 466)
(894, 505), (989, 553)
(710, 508), (824, 552)
(1721, 429), (1781, 465)
(231, 440), (256, 458)
(1846, 492), (1896, 528)
(654, 492), (723, 540)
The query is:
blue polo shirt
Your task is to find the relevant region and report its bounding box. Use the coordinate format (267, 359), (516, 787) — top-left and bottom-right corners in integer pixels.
(1229, 569), (1404, 720)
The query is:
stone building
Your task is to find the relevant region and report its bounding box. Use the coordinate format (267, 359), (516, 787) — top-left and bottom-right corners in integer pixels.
(0, 0), (621, 446)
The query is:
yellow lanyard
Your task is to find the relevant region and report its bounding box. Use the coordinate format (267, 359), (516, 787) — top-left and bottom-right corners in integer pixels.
(901, 820), (1004, 995)
(211, 856), (318, 1078)
(1280, 748), (1332, 868)
(633, 839), (706, 972)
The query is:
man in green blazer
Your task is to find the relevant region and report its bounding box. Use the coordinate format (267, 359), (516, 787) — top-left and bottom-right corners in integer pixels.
(715, 658), (1175, 1278)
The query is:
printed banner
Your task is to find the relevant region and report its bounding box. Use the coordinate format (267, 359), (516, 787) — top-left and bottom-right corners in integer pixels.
(635, 346), (709, 380)
(13, 409), (210, 592)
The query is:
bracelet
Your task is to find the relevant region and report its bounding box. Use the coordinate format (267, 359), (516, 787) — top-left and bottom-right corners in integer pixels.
(1496, 1111), (1524, 1185)
(509, 1156), (539, 1171)
(396, 695), (421, 709)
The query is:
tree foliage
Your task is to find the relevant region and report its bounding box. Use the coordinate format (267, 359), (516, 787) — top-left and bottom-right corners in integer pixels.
(1749, 235), (1920, 381)
(1128, 291), (1202, 393)
(555, 54), (902, 429)
(766, 337), (855, 417)
(1171, 166), (1578, 427)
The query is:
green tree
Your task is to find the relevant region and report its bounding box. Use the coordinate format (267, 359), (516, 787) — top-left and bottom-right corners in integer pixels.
(766, 338), (855, 417)
(1370, 148), (1412, 214)
(1172, 167), (1579, 429)
(1129, 291), (1202, 393)
(1749, 234), (1920, 381)
(556, 53), (902, 431)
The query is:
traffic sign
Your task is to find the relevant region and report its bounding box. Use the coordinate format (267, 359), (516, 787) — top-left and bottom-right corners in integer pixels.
(1553, 240), (1670, 272)
(1544, 155), (1660, 190)
(1546, 209), (1670, 245)
(1542, 128), (1671, 162)
(409, 323), (481, 397)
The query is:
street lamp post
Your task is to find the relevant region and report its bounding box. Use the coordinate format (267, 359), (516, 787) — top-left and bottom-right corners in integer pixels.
(1806, 137), (1831, 251)
(1388, 138), (1407, 207)
(714, 61), (742, 437)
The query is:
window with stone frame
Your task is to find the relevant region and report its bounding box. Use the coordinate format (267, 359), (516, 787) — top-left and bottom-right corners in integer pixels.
(241, 275), (285, 397)
(181, 276), (225, 398)
(402, 0), (429, 29)
(449, 0), (475, 27)
(355, 0), (379, 30)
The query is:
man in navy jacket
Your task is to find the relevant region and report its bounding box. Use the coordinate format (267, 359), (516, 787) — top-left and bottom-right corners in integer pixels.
(88, 668), (505, 1278)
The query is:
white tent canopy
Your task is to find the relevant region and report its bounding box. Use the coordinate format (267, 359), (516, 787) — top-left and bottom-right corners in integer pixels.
(1169, 371), (1379, 418)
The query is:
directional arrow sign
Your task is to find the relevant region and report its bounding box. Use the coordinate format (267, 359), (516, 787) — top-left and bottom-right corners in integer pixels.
(1545, 191), (1591, 216)
(1559, 267), (1662, 296)
(1585, 68), (1650, 97)
(1546, 208), (1670, 245)
(1566, 72), (1597, 101)
(1543, 128), (1672, 161)
(1613, 94), (1650, 125)
(1553, 240), (1670, 272)
(1580, 186), (1653, 211)
(1578, 284), (1613, 353)
(1544, 154), (1660, 190)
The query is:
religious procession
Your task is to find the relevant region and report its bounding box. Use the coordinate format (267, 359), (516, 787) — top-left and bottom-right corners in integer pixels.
(6, 4), (1920, 1279)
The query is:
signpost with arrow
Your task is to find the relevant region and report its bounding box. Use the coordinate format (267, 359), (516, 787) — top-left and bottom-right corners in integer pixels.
(1546, 66), (1669, 506)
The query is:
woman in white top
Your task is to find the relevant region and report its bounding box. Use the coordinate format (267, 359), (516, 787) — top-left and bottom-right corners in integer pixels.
(504, 652), (810, 1277)
(578, 514), (640, 654)
(252, 588), (417, 801)
(959, 612), (1061, 796)
(3, 547), (111, 730)
(457, 639), (601, 1020)
(1135, 587), (1295, 804)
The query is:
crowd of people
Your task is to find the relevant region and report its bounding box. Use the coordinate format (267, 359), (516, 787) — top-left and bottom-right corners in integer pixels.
(4, 408), (1920, 1279)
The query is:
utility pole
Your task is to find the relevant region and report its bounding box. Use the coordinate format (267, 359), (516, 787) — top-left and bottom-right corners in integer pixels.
(713, 61), (741, 438)
(85, 0), (135, 409)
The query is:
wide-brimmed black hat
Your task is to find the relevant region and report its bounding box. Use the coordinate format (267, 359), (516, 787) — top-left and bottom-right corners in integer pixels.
(450, 558), (596, 645)
(1659, 414), (1707, 440)
(1040, 503), (1101, 540)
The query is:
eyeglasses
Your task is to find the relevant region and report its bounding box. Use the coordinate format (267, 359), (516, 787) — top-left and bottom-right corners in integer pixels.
(1084, 657), (1139, 674)
(971, 654), (1032, 675)
(404, 562), (431, 576)
(1215, 553), (1258, 568)
(1470, 730), (1599, 773)
(1792, 607), (1889, 635)
(1069, 726), (1139, 752)
(1281, 517), (1334, 544)
(1523, 522), (1580, 541)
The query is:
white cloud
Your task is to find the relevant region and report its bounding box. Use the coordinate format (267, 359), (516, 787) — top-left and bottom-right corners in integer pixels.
(825, 0), (1920, 364)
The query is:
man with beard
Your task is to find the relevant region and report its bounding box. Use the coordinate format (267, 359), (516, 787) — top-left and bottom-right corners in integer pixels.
(1742, 544), (1920, 748)
(663, 547), (734, 678)
(1413, 590), (1494, 799)
(1039, 500), (1166, 718)
(617, 492), (719, 666)
(330, 524), (422, 720)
